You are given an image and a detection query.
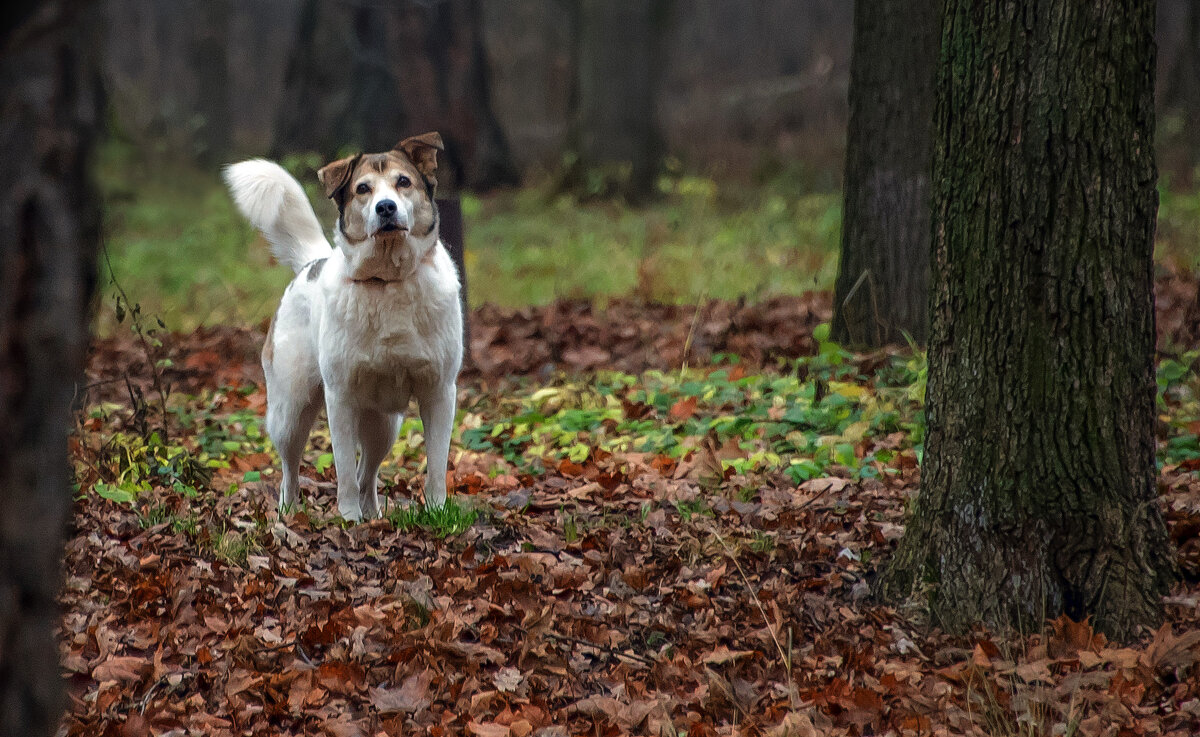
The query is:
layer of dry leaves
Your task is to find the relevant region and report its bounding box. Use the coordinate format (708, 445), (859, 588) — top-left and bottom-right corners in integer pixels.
(63, 275), (1200, 736)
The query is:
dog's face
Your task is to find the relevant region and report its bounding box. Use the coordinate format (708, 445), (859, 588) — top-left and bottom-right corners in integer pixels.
(317, 132), (443, 277)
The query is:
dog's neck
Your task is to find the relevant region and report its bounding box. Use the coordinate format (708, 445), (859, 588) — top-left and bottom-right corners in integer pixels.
(335, 226), (439, 284)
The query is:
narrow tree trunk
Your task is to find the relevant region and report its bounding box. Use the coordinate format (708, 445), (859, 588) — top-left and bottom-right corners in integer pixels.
(878, 0), (1176, 642)
(831, 0), (938, 348)
(274, 0), (518, 192)
(1161, 0), (1200, 187)
(190, 0), (232, 166)
(0, 1), (101, 732)
(564, 0), (666, 203)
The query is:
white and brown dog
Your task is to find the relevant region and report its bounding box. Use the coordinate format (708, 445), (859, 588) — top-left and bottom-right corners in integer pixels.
(223, 132), (462, 521)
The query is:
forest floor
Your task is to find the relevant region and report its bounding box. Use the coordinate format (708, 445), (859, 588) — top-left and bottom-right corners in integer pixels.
(61, 271), (1200, 736)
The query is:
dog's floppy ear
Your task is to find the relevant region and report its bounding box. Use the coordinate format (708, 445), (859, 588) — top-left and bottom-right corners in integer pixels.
(395, 132), (444, 182)
(317, 154), (361, 202)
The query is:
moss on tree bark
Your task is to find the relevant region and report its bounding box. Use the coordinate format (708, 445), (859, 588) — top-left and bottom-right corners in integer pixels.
(878, 0), (1176, 641)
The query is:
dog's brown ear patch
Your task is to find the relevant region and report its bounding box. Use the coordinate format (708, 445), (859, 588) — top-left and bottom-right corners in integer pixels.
(317, 154), (361, 201)
(395, 132), (444, 181)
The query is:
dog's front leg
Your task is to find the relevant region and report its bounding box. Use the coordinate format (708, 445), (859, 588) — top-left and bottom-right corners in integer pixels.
(418, 380), (457, 508)
(355, 410), (401, 520)
(325, 395), (364, 521)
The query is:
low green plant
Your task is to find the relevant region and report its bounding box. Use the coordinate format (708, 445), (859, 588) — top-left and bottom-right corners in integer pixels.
(460, 340), (926, 484)
(90, 431), (212, 504)
(204, 525), (255, 567)
(388, 499), (479, 538)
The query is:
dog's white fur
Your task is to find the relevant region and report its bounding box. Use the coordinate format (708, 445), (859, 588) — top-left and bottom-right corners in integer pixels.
(224, 133), (462, 520)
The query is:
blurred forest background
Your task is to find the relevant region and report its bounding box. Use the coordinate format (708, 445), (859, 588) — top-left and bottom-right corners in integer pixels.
(97, 0), (1200, 328)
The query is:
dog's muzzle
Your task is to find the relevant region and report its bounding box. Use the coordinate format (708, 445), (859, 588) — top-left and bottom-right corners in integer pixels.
(375, 199), (406, 233)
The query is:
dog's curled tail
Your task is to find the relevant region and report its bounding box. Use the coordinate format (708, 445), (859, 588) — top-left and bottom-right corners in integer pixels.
(223, 159), (332, 273)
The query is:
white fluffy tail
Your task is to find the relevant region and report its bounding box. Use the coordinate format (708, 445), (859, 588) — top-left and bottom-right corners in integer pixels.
(223, 159), (332, 273)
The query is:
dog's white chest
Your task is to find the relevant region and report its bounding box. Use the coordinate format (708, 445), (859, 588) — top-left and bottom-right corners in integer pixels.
(322, 282), (453, 411)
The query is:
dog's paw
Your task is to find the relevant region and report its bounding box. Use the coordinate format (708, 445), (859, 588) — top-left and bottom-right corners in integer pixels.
(337, 501), (364, 523)
(359, 498), (382, 521)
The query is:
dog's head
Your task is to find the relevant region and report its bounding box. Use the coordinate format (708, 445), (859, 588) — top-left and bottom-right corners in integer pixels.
(317, 132), (444, 279)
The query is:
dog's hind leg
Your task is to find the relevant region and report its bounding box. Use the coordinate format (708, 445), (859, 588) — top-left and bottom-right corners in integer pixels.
(418, 380), (457, 508)
(355, 410), (402, 520)
(266, 388), (320, 513)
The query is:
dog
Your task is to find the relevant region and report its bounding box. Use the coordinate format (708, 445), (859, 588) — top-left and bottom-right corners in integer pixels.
(223, 132), (463, 521)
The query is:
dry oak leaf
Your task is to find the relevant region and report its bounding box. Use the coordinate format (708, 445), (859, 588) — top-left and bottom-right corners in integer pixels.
(322, 719), (367, 737)
(568, 695), (656, 730)
(316, 660), (367, 694)
(561, 345), (610, 370)
(1141, 623), (1200, 673)
(466, 721), (510, 737)
(369, 669), (433, 713)
(668, 395), (698, 421)
(766, 711), (820, 737)
(701, 645), (756, 665)
(492, 666), (523, 693)
(91, 655), (150, 684)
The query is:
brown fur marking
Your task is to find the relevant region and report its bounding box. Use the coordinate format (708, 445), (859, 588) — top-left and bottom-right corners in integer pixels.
(263, 312), (276, 364)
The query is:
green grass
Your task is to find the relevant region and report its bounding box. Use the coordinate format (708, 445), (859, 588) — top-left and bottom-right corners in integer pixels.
(96, 140), (1200, 332)
(96, 144), (298, 332)
(1157, 181), (1200, 273)
(96, 141), (841, 331)
(387, 499), (479, 538)
(463, 175), (840, 308)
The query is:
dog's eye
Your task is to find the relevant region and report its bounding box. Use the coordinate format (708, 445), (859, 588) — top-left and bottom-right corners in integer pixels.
(397, 175), (412, 189)
(355, 182), (371, 195)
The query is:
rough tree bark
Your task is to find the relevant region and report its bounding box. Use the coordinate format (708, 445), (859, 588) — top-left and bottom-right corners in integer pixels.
(563, 0), (667, 203)
(831, 0), (938, 348)
(878, 0), (1176, 641)
(0, 1), (102, 732)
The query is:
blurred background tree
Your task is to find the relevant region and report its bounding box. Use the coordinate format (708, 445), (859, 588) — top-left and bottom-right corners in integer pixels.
(830, 0), (939, 348)
(97, 0), (1200, 187)
(91, 0), (1200, 330)
(560, 0), (669, 203)
(1, 1), (101, 733)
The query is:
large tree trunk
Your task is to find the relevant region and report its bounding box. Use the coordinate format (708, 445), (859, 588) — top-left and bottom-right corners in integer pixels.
(878, 0), (1176, 641)
(274, 0), (518, 192)
(831, 0), (938, 348)
(564, 0), (666, 203)
(0, 1), (101, 732)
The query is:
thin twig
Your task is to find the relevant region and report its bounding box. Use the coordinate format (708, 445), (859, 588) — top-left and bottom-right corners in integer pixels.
(519, 626), (657, 667)
(138, 677), (164, 714)
(101, 240), (171, 442)
(678, 294), (708, 382)
(713, 531), (798, 705)
(794, 479), (839, 511)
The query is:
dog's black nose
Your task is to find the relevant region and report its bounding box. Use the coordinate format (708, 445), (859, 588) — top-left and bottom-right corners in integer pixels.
(375, 199), (398, 218)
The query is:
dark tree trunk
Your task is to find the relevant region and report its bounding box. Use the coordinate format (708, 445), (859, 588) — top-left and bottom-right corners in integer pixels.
(878, 0), (1176, 641)
(1166, 0), (1200, 186)
(564, 0), (666, 203)
(0, 1), (101, 732)
(190, 0), (231, 165)
(831, 0), (938, 348)
(274, 0), (518, 192)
